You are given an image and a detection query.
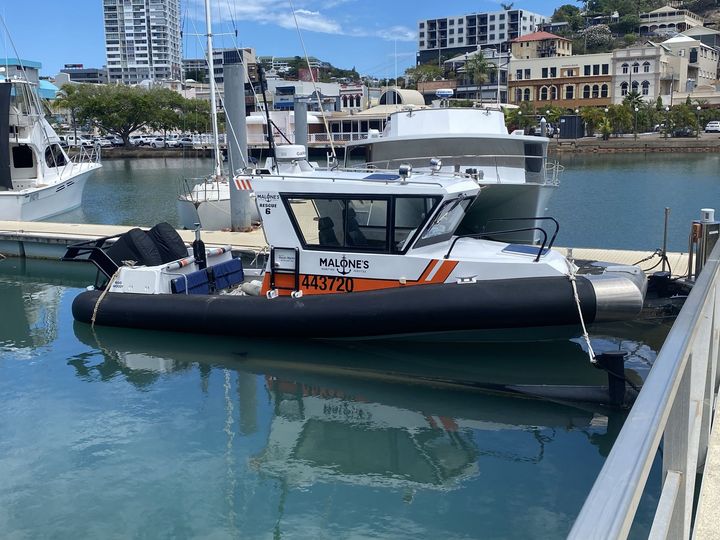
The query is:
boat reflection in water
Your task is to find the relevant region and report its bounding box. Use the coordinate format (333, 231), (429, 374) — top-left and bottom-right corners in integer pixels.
(0, 254), (668, 537)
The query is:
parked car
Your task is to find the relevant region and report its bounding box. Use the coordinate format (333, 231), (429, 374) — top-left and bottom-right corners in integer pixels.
(705, 121), (720, 133)
(149, 137), (178, 148)
(93, 137), (112, 148)
(129, 135), (147, 146)
(103, 135), (124, 147)
(671, 127), (695, 138)
(178, 136), (195, 148)
(61, 134), (94, 147)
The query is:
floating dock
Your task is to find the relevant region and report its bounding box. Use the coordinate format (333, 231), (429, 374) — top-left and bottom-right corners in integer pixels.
(0, 220), (689, 272)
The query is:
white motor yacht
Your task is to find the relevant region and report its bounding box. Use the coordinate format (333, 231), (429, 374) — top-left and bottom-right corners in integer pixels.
(0, 78), (101, 221)
(344, 101), (561, 244)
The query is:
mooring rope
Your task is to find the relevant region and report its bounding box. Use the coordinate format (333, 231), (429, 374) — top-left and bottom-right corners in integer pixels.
(565, 259), (597, 364)
(90, 269), (121, 328)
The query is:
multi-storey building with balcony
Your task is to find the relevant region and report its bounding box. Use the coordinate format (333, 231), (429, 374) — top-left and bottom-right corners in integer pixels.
(183, 48), (257, 84)
(639, 5), (704, 35)
(417, 9), (548, 65)
(511, 31), (572, 60)
(103, 0), (182, 85)
(508, 53), (614, 109)
(661, 34), (719, 96)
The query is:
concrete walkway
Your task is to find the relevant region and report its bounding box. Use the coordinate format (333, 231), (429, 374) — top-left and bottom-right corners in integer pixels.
(694, 404), (720, 539)
(0, 220), (267, 258)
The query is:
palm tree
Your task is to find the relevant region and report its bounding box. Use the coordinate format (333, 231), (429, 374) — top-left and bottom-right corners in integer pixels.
(463, 53), (496, 103)
(623, 91), (643, 110)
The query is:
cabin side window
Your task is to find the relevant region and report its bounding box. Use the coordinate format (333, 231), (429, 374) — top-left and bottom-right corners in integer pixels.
(12, 145), (34, 169)
(283, 196), (389, 252)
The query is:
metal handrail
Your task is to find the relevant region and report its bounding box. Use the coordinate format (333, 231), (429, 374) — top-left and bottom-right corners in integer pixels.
(569, 241), (720, 539)
(444, 227), (549, 262)
(484, 216), (560, 249)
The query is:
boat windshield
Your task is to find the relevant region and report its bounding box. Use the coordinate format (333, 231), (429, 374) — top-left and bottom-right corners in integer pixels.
(414, 197), (474, 248)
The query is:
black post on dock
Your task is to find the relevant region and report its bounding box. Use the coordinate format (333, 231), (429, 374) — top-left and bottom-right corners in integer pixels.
(595, 351), (629, 406)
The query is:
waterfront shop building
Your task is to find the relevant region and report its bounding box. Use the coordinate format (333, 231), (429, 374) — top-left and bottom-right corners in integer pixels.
(639, 5), (705, 36)
(611, 44), (685, 105)
(508, 52), (613, 109)
(416, 9), (548, 65)
(510, 31), (572, 60)
(182, 48), (257, 84)
(102, 0), (182, 84)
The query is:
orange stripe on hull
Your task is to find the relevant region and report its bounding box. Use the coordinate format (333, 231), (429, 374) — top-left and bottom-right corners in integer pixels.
(260, 262), (459, 297)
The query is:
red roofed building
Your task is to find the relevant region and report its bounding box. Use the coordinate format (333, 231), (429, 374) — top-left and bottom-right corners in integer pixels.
(511, 31), (572, 60)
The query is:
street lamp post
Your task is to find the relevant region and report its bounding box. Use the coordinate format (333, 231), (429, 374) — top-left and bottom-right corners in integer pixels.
(664, 105), (670, 139)
(517, 110), (522, 134)
(696, 105), (702, 139)
(546, 109), (552, 138)
(574, 108), (580, 140)
(634, 106), (639, 140)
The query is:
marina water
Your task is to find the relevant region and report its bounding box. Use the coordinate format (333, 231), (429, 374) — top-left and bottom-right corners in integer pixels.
(2, 153), (715, 538)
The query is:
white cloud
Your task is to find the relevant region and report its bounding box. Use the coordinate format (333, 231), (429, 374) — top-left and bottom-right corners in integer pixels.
(185, 0), (415, 42)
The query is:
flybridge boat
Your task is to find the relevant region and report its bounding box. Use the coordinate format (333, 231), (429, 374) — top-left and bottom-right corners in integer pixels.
(0, 78), (101, 221)
(65, 147), (647, 341)
(344, 103), (561, 244)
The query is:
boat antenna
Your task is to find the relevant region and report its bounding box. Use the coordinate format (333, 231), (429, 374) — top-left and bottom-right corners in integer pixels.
(288, 0), (337, 164)
(203, 0), (223, 179)
(258, 64), (277, 172)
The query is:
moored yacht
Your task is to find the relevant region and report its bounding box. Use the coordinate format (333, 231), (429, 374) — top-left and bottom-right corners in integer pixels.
(0, 78), (101, 221)
(66, 148), (646, 341)
(344, 93), (560, 243)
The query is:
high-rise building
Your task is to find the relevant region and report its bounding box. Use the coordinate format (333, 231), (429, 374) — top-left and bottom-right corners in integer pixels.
(417, 9), (549, 65)
(103, 0), (182, 85)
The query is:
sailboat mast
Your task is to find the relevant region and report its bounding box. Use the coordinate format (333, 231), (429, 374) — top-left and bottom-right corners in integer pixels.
(204, 0), (222, 178)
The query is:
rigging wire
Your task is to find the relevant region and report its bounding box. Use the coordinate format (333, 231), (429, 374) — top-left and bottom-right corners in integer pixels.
(287, 0), (337, 162)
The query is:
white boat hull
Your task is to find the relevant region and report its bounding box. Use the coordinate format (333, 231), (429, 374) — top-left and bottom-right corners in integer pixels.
(0, 166), (97, 221)
(177, 196), (233, 231)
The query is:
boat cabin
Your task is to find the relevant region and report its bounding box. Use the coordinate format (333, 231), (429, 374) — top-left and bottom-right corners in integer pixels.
(246, 158), (569, 297)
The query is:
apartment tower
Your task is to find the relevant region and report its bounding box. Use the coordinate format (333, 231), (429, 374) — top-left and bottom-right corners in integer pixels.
(103, 0), (182, 84)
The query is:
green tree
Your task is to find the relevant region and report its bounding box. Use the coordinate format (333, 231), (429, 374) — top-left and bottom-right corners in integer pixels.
(57, 84), (192, 145)
(464, 53), (496, 86)
(607, 104), (632, 135)
(623, 91), (643, 110)
(180, 98), (212, 134)
(147, 88), (185, 137)
(404, 63), (443, 85)
(184, 69), (207, 83)
(579, 106), (606, 136)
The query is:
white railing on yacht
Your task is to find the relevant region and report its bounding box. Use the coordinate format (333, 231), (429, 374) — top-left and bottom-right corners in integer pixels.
(356, 154), (560, 186)
(569, 242), (720, 539)
(59, 145), (102, 179)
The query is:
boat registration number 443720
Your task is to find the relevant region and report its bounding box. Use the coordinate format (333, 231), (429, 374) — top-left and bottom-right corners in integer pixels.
(301, 275), (355, 292)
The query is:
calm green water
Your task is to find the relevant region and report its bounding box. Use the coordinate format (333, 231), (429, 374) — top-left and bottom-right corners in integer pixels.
(0, 259), (664, 539)
(2, 154), (701, 537)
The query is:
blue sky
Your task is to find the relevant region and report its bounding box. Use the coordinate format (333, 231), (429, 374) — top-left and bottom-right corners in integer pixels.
(3, 0), (557, 79)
